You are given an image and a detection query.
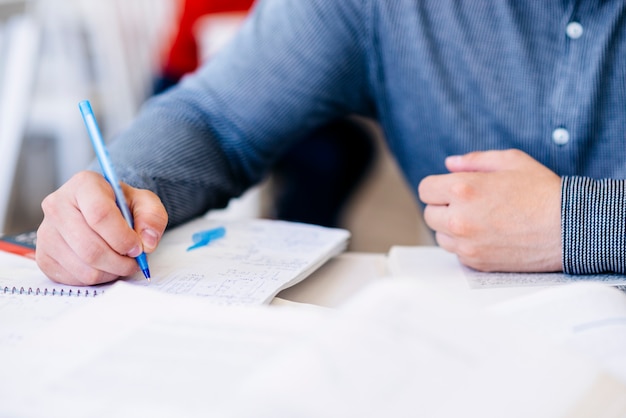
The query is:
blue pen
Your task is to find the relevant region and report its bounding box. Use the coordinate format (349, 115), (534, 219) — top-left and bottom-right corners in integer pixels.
(78, 100), (151, 281)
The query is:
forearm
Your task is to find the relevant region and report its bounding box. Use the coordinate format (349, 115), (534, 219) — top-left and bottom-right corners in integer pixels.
(101, 95), (245, 228)
(562, 176), (626, 274)
(96, 0), (373, 228)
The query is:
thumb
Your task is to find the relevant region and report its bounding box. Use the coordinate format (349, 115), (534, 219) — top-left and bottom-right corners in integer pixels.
(124, 184), (168, 253)
(445, 149), (528, 173)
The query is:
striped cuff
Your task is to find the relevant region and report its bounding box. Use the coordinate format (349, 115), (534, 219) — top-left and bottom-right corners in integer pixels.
(561, 176), (626, 274)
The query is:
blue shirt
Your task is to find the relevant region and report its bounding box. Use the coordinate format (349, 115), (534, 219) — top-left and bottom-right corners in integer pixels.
(107, 0), (626, 274)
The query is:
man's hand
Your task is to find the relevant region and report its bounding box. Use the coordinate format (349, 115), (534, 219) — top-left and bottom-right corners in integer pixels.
(36, 171), (168, 285)
(418, 149), (562, 272)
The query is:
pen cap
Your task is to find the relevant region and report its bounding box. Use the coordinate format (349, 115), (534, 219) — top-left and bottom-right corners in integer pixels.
(78, 100), (93, 115)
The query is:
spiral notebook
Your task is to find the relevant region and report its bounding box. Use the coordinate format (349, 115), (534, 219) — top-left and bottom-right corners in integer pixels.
(0, 218), (350, 304)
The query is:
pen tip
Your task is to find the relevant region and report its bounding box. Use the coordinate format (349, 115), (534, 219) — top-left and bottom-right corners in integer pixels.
(142, 268), (151, 282)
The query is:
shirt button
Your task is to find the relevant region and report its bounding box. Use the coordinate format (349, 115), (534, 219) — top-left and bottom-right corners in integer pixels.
(566, 22), (583, 39)
(552, 128), (570, 145)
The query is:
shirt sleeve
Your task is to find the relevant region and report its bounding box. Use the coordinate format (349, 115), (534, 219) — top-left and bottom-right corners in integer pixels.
(561, 176), (626, 274)
(103, 0), (373, 228)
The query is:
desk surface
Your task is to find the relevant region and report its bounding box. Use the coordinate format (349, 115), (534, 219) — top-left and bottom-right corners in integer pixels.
(276, 252), (388, 308)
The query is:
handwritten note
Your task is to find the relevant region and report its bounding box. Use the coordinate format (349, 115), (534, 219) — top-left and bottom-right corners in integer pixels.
(0, 219), (348, 305)
(463, 268), (626, 289)
(122, 218), (350, 304)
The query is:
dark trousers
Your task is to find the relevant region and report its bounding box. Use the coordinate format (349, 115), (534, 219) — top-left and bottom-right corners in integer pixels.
(272, 118), (375, 228)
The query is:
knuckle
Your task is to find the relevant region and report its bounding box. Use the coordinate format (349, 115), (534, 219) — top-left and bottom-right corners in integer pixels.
(80, 269), (107, 286)
(417, 177), (432, 197)
(35, 252), (52, 277)
(462, 257), (489, 272)
(505, 148), (523, 158)
(456, 244), (496, 271)
(463, 152), (480, 164)
(457, 243), (480, 261)
(450, 181), (474, 201)
(76, 242), (105, 265)
(422, 205), (434, 224)
(35, 224), (49, 246)
(79, 263), (127, 286)
(434, 231), (452, 251)
(119, 235), (141, 255)
(446, 215), (470, 237)
(86, 204), (113, 228)
(72, 170), (96, 184)
(41, 192), (60, 216)
(501, 148), (524, 163)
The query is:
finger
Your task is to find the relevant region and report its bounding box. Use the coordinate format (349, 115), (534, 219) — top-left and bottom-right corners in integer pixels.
(434, 231), (456, 254)
(445, 149), (530, 173)
(422, 204), (448, 234)
(434, 231), (488, 271)
(123, 184), (168, 253)
(40, 182), (140, 279)
(37, 220), (137, 285)
(37, 247), (121, 286)
(74, 176), (144, 258)
(59, 206), (140, 279)
(419, 172), (480, 206)
(423, 202), (478, 240)
(36, 248), (83, 286)
(418, 174), (459, 205)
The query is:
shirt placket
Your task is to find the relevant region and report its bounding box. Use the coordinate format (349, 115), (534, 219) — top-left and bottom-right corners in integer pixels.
(549, 5), (586, 171)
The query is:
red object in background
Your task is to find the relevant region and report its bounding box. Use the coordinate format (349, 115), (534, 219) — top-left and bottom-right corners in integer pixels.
(162, 0), (255, 80)
(0, 231), (36, 260)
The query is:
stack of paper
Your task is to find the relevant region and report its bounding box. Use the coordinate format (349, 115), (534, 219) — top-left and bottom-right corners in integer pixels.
(2, 280), (625, 417)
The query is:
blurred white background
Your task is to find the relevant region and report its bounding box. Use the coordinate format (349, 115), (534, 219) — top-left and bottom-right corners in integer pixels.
(0, 0), (176, 233)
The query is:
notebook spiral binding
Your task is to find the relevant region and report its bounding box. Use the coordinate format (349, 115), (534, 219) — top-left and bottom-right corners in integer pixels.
(1, 286), (101, 297)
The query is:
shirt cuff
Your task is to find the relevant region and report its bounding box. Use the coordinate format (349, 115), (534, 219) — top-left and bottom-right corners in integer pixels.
(562, 176), (626, 274)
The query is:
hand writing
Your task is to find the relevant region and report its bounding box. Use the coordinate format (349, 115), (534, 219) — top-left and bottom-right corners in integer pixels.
(36, 171), (168, 285)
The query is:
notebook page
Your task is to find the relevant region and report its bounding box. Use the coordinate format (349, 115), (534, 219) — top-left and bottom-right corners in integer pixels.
(122, 218), (350, 304)
(388, 245), (626, 289)
(386, 246), (542, 306)
(0, 282), (327, 418)
(0, 251), (110, 296)
(2, 280), (625, 418)
(0, 219), (349, 304)
(0, 293), (92, 348)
